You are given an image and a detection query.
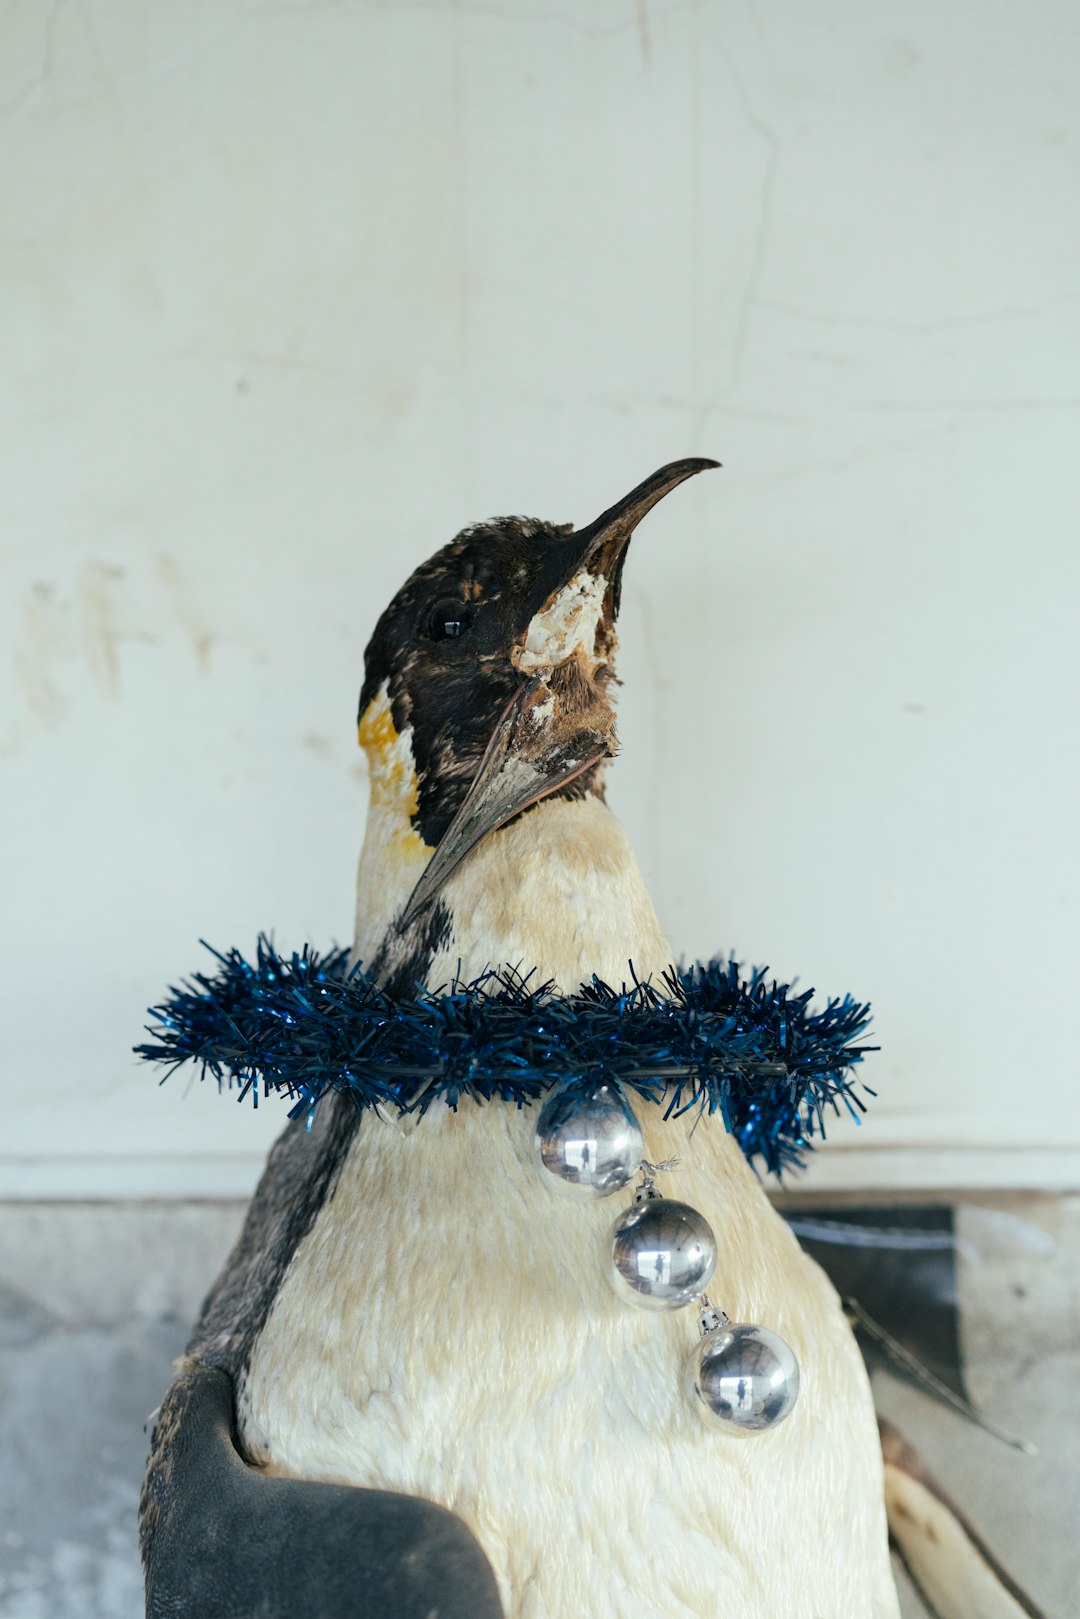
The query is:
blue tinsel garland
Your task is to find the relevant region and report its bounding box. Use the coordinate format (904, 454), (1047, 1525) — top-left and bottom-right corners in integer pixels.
(136, 938), (876, 1178)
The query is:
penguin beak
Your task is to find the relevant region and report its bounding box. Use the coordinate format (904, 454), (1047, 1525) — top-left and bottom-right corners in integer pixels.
(401, 458), (718, 925)
(569, 455), (721, 612)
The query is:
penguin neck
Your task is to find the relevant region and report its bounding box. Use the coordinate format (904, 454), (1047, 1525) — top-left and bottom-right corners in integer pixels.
(353, 791), (671, 992)
(434, 794), (671, 990)
(352, 684), (437, 974)
(353, 680), (669, 988)
(349, 747), (775, 1271)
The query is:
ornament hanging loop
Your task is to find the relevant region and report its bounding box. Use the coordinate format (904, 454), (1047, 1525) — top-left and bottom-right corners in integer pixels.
(634, 1156), (681, 1202)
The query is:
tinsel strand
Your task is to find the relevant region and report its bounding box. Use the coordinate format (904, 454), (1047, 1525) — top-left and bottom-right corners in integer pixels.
(136, 936), (877, 1178)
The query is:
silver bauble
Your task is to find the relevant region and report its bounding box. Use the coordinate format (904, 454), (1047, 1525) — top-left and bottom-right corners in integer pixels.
(534, 1084), (643, 1198)
(610, 1195), (717, 1310)
(688, 1320), (800, 1436)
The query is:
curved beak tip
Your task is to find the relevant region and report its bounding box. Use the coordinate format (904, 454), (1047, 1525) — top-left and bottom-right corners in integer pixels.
(577, 455), (721, 558)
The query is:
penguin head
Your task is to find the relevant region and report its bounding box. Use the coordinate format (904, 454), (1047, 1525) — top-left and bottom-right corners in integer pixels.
(358, 457), (718, 925)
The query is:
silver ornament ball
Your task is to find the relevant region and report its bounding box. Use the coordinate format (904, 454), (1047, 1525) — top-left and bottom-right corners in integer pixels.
(610, 1195), (717, 1310)
(688, 1320), (800, 1436)
(534, 1084), (643, 1198)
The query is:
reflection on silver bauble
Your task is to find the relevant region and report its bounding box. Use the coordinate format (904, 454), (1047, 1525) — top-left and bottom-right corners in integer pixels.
(610, 1197), (717, 1310)
(688, 1321), (800, 1436)
(534, 1084), (643, 1198)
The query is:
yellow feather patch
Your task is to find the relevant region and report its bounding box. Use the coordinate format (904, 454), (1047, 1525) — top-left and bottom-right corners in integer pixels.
(357, 689), (431, 859)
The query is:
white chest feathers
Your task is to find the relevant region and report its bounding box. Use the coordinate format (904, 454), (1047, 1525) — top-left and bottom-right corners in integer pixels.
(243, 794), (898, 1619)
(429, 795), (673, 989)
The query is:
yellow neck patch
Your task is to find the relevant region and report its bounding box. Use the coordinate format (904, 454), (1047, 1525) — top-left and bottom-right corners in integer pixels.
(357, 687), (432, 857)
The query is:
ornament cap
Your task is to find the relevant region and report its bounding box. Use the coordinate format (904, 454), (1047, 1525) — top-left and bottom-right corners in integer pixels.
(633, 1156), (680, 1202)
(697, 1294), (730, 1338)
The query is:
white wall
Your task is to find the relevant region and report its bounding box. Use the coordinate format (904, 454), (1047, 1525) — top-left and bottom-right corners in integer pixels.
(2, 0), (1077, 1198)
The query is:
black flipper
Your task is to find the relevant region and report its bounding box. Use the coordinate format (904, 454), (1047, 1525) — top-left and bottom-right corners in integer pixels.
(141, 1358), (505, 1619)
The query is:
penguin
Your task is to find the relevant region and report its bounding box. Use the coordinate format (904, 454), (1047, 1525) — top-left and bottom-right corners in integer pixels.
(143, 459), (902, 1618)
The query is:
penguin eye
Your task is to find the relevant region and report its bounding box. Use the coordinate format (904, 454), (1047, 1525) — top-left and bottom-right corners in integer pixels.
(426, 599), (473, 642)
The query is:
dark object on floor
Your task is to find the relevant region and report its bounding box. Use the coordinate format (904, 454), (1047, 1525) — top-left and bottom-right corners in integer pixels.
(786, 1206), (1047, 1617)
(783, 1205), (965, 1399)
(142, 1359), (505, 1619)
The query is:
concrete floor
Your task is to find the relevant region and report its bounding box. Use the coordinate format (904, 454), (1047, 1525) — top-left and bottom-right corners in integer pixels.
(0, 1195), (1075, 1618)
(883, 1193), (1080, 1619)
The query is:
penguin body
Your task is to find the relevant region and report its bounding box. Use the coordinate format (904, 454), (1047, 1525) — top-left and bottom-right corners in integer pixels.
(147, 462), (899, 1618)
(238, 793), (897, 1619)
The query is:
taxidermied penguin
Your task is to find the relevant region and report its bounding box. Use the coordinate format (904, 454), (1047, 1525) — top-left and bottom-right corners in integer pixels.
(145, 460), (904, 1618)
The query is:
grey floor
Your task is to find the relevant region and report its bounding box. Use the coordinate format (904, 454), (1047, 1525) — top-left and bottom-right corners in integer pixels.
(0, 1195), (1076, 1618)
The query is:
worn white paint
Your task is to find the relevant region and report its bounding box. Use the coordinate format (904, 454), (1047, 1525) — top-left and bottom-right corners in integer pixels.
(1, 1), (1078, 1198)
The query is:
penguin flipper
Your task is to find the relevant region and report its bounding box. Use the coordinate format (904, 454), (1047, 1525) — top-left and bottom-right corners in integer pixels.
(140, 1358), (505, 1619)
